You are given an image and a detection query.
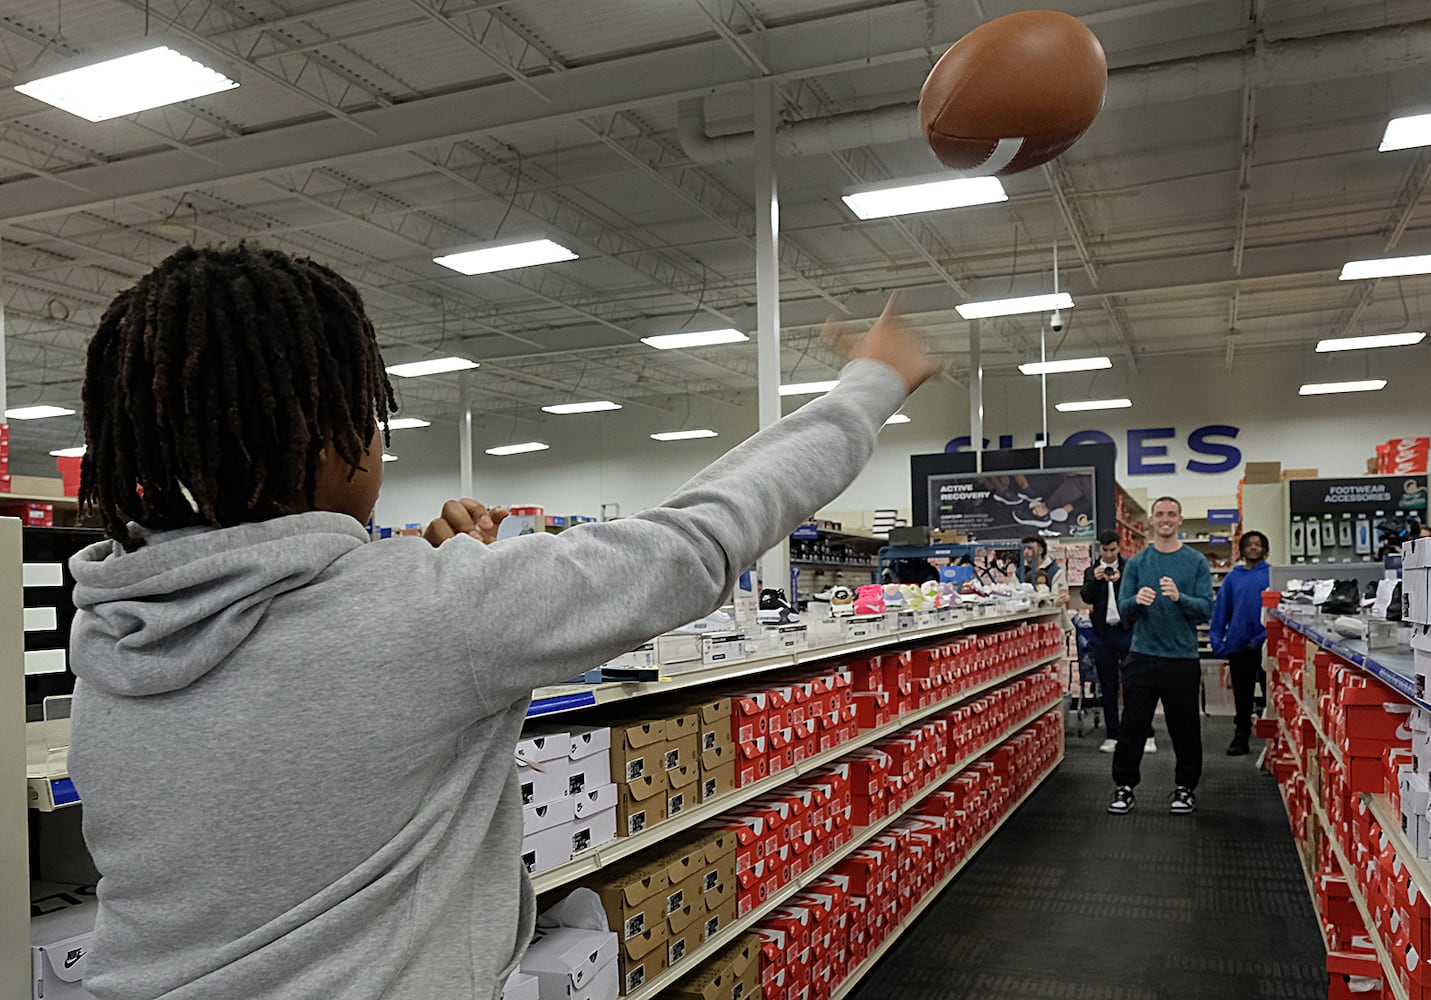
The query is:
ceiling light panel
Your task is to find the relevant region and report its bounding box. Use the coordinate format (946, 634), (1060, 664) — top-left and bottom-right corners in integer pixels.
(1315, 333), (1425, 352)
(5, 405), (75, 420)
(956, 292), (1074, 320)
(842, 176), (1007, 220)
(434, 239), (577, 275)
(1054, 398), (1132, 412)
(1339, 255), (1431, 280)
(650, 429), (719, 441)
(387, 417), (432, 429)
(1298, 380), (1387, 395)
(541, 401), (622, 414)
(15, 43), (239, 122)
(1018, 356), (1112, 375)
(779, 381), (840, 397)
(485, 442), (550, 456)
(641, 329), (749, 350)
(1380, 113), (1431, 152)
(386, 357), (480, 377)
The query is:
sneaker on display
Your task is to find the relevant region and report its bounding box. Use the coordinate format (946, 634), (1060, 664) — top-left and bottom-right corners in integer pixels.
(757, 588), (800, 626)
(853, 584), (886, 615)
(1012, 509), (1053, 528)
(1144, 737), (1157, 754)
(672, 609), (735, 634)
(1226, 735), (1250, 757)
(1169, 786), (1197, 814)
(1107, 785), (1135, 814)
(829, 585), (855, 617)
(1099, 738), (1117, 753)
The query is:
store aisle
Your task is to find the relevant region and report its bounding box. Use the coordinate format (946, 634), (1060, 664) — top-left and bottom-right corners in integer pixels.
(846, 715), (1326, 1000)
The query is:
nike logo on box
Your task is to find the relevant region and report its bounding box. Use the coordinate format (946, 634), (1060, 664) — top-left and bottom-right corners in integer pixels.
(64, 948), (86, 969)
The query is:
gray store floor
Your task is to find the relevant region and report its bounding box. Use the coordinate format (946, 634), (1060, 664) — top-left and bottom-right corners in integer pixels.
(844, 705), (1327, 1000)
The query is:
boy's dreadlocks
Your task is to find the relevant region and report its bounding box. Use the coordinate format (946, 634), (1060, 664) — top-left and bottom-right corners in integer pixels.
(80, 244), (396, 550)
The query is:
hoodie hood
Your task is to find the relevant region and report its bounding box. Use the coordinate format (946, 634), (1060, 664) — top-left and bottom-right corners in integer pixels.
(69, 512), (371, 697)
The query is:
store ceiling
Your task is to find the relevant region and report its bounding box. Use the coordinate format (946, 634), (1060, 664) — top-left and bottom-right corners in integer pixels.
(0, 0), (1429, 458)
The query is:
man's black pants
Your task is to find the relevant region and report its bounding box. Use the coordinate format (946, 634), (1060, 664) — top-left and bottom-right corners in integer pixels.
(1228, 648), (1265, 739)
(1112, 654), (1202, 790)
(1091, 627), (1134, 740)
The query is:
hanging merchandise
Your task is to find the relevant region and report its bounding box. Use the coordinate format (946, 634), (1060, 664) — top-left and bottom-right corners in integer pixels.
(1338, 515), (1354, 549)
(1306, 518), (1321, 558)
(1290, 518), (1306, 558)
(1355, 514), (1372, 555)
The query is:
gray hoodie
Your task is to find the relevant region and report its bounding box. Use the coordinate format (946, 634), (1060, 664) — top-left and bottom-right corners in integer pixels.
(67, 359), (907, 1000)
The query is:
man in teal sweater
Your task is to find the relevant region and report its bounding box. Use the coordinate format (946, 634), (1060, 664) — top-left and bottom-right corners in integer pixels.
(1107, 496), (1215, 815)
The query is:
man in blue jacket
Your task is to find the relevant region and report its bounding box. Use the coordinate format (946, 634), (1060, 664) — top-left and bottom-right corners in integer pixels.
(1107, 497), (1215, 816)
(1209, 530), (1271, 757)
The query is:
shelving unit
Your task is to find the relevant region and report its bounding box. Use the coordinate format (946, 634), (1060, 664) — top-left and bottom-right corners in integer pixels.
(532, 650), (1062, 893)
(1, 518), (27, 998)
(618, 709), (1063, 1000)
(526, 607), (1060, 718)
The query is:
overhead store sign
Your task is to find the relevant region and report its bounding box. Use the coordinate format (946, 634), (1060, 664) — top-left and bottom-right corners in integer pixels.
(944, 425), (1243, 477)
(1287, 475), (1427, 514)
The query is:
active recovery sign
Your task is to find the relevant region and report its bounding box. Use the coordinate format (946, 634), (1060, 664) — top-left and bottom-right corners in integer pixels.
(944, 424), (1243, 476)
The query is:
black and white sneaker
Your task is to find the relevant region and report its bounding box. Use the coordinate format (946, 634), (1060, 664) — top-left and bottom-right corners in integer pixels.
(1169, 786), (1196, 814)
(757, 588), (800, 625)
(1107, 786), (1135, 814)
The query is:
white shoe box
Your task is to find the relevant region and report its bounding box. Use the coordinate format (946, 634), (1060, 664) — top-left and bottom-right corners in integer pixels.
(520, 926), (619, 1000)
(30, 889), (98, 1000)
(502, 970), (540, 1000)
(1416, 650), (1431, 704)
(571, 783), (618, 857)
(522, 797), (576, 876)
(1405, 538), (1429, 627)
(567, 726), (613, 797)
(1403, 771), (1429, 838)
(517, 732), (572, 807)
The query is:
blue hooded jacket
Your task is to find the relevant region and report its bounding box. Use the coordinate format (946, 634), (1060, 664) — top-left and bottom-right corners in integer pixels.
(1209, 560), (1271, 657)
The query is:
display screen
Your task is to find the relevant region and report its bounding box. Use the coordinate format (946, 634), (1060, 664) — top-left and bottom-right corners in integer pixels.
(927, 467), (1097, 542)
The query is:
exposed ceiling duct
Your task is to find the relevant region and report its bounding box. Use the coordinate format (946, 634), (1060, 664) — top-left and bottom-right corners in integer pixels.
(677, 19), (1431, 164)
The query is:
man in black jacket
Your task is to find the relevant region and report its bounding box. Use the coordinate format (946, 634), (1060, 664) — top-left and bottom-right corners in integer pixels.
(1080, 530), (1149, 754)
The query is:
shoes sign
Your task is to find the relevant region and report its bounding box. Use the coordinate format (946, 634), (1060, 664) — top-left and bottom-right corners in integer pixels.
(945, 424), (1242, 477)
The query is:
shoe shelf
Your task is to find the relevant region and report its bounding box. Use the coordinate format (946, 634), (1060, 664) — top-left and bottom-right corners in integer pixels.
(1365, 792), (1431, 913)
(827, 750), (1063, 1000)
(526, 608), (1063, 719)
(621, 709), (1065, 1000)
(1287, 686), (1345, 768)
(1272, 610), (1421, 710)
(531, 652), (1063, 894)
(1272, 704), (1407, 998)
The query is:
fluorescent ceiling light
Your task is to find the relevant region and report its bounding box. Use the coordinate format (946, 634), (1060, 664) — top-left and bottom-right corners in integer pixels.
(641, 329), (749, 350)
(1054, 397), (1132, 412)
(842, 176), (1007, 220)
(542, 400), (621, 414)
(386, 356), (479, 378)
(651, 429), (719, 441)
(15, 43), (238, 122)
(49, 446), (86, 457)
(381, 453), (398, 463)
(1380, 113), (1431, 152)
(6, 405), (75, 420)
(434, 239), (577, 276)
(1018, 355), (1112, 376)
(1316, 332), (1426, 352)
(1339, 255), (1431, 280)
(1299, 380), (1387, 396)
(387, 417), (432, 429)
(883, 414), (911, 425)
(485, 441), (549, 456)
(779, 380), (840, 397)
(956, 292), (1074, 320)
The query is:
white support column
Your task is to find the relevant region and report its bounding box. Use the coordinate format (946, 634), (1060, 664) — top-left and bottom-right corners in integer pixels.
(753, 80), (790, 599)
(969, 319), (983, 473)
(458, 378), (474, 499)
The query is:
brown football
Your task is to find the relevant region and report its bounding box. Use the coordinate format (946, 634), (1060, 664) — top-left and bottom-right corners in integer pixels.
(919, 10), (1107, 176)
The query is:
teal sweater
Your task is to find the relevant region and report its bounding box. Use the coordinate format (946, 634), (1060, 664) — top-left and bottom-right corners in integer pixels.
(1116, 544), (1215, 659)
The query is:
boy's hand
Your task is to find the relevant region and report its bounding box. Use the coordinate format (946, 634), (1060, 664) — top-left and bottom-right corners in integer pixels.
(822, 294), (942, 394)
(424, 500), (508, 547)
(1160, 576), (1180, 602)
(1135, 586), (1157, 606)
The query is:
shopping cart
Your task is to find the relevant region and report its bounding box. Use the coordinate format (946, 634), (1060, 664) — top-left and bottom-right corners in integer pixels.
(1067, 614), (1103, 737)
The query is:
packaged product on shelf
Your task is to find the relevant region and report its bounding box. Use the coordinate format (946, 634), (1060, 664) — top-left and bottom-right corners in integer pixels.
(615, 771), (668, 837)
(666, 762), (699, 819)
(516, 731), (571, 806)
(669, 933), (760, 1000)
(609, 719), (667, 784)
(567, 725), (613, 796)
(683, 695), (733, 755)
(521, 797), (576, 876)
(662, 711), (700, 773)
(499, 970), (539, 1000)
(571, 783), (618, 857)
(697, 743), (735, 803)
(30, 886), (98, 1000)
(700, 880), (736, 943)
(518, 925), (618, 1000)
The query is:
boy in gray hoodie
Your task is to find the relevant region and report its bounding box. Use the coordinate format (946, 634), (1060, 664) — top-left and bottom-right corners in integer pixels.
(67, 245), (936, 999)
